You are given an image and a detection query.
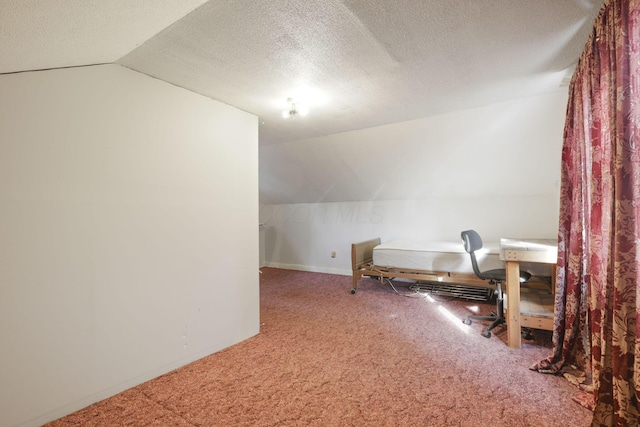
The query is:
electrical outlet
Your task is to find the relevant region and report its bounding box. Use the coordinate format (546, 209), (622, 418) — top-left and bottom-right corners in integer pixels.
(331, 250), (337, 258)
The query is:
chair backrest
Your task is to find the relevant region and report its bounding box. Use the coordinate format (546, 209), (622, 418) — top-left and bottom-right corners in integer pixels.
(461, 229), (531, 284)
(461, 229), (485, 279)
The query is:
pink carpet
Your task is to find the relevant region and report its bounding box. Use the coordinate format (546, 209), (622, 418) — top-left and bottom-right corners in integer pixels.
(47, 268), (592, 426)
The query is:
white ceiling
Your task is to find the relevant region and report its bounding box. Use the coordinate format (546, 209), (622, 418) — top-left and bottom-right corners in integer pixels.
(0, 0), (209, 72)
(1, 0), (603, 147)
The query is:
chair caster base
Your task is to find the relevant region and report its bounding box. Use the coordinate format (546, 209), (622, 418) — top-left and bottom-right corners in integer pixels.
(350, 288), (356, 294)
(481, 330), (492, 338)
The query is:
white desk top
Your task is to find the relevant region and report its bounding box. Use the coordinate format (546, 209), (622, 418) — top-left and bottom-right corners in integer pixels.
(499, 238), (557, 264)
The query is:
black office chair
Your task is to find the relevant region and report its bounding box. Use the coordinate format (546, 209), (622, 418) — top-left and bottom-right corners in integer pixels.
(460, 230), (531, 338)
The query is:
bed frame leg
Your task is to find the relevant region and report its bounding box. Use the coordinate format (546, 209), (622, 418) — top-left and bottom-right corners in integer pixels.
(351, 272), (360, 294)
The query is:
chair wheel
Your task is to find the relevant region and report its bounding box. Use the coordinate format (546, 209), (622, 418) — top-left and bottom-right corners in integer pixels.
(481, 331), (492, 338)
(463, 318), (472, 325)
(522, 331), (533, 340)
(350, 289), (356, 294)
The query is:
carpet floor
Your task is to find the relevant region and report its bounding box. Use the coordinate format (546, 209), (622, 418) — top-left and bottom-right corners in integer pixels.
(46, 268), (592, 426)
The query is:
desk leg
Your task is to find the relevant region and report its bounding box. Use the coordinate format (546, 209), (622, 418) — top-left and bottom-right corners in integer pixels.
(505, 260), (522, 349)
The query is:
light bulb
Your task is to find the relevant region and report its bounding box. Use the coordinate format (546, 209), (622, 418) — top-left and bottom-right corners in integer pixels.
(281, 98), (309, 119)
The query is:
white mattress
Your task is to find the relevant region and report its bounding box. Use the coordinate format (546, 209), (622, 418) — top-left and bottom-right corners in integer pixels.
(372, 240), (551, 277)
(373, 240), (501, 273)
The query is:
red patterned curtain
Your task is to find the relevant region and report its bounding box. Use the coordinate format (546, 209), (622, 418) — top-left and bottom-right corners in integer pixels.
(531, 0), (640, 425)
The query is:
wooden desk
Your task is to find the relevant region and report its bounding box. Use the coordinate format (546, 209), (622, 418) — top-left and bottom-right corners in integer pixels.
(500, 238), (557, 348)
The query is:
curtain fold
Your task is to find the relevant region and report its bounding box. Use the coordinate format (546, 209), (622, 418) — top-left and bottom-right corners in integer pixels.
(531, 1), (640, 425)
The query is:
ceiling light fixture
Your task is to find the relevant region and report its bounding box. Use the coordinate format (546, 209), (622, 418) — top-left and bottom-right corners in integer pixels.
(282, 98), (308, 119)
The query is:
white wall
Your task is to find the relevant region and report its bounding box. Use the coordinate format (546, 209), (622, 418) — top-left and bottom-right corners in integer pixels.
(260, 92), (566, 274)
(0, 64), (259, 427)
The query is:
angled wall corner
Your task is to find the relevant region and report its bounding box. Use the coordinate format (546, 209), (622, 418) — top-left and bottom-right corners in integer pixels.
(0, 64), (259, 427)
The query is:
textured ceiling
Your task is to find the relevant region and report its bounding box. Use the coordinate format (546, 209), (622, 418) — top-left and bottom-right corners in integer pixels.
(0, 0), (604, 147)
(117, 0), (604, 145)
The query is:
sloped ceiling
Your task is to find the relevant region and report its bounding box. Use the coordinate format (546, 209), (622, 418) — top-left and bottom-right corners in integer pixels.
(0, 0), (209, 72)
(118, 0), (603, 145)
(0, 0), (604, 203)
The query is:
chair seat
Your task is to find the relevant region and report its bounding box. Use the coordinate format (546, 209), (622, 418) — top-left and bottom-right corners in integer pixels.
(460, 229), (534, 339)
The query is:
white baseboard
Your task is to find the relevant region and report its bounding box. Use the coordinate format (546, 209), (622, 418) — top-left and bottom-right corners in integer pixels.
(263, 262), (351, 277)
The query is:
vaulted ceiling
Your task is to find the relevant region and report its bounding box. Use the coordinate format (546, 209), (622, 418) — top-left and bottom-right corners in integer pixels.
(2, 0), (603, 146)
